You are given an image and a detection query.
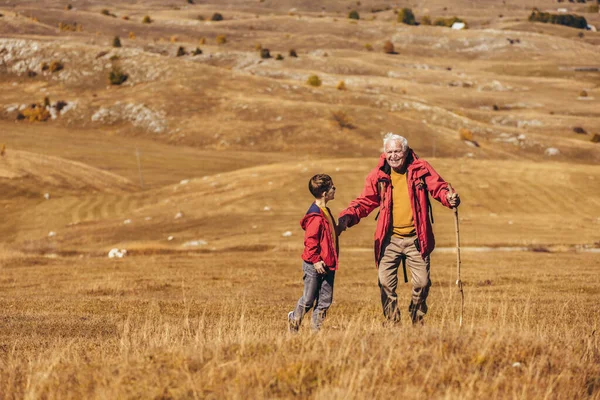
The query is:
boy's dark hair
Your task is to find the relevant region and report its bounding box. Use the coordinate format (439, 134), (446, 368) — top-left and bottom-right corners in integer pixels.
(308, 174), (333, 198)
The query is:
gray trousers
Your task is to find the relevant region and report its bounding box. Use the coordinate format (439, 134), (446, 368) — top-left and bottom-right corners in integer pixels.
(291, 261), (335, 330)
(378, 235), (430, 322)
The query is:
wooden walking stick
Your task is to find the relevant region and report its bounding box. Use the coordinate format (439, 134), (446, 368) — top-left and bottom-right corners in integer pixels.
(447, 183), (464, 328)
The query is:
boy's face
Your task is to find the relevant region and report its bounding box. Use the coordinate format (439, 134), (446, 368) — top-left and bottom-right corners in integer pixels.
(324, 184), (336, 201)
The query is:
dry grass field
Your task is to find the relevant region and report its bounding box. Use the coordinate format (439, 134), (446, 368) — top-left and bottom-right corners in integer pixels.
(1, 0), (600, 398)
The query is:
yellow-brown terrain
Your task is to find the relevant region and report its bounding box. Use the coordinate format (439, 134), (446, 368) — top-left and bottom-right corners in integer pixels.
(1, 0), (599, 398)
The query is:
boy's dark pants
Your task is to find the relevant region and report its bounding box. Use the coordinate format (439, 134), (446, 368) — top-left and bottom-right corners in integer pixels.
(291, 261), (335, 330)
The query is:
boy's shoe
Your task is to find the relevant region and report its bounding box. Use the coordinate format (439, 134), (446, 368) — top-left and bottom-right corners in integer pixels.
(288, 311), (299, 333)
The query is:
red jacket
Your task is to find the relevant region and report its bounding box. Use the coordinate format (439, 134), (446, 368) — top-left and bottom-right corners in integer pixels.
(340, 150), (454, 267)
(301, 203), (339, 271)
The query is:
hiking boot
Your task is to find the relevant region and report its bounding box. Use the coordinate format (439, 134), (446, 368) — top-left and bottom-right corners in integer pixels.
(287, 311), (299, 333)
(409, 302), (426, 326)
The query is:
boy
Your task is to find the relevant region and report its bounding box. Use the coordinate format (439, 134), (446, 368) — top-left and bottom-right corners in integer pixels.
(288, 174), (339, 332)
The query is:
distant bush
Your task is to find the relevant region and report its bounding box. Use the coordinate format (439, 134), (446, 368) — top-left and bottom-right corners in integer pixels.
(572, 126), (586, 134)
(331, 111), (354, 129)
(176, 46), (187, 57)
(109, 67), (128, 85)
(591, 134), (600, 143)
(49, 61), (63, 72)
(101, 9), (111, 16)
(216, 34), (227, 44)
(142, 15), (152, 23)
(587, 4), (599, 13)
(58, 22), (83, 32)
(528, 9), (587, 29)
(211, 13), (224, 21)
(289, 49), (298, 57)
(113, 36), (121, 48)
(336, 81), (347, 90)
(398, 8), (416, 25)
(122, 16), (129, 20)
(255, 43), (262, 50)
(19, 104), (50, 122)
(260, 48), (271, 59)
(307, 74), (322, 87)
(365, 43), (373, 51)
(383, 40), (395, 54)
(41, 62), (49, 71)
(109, 55), (120, 61)
(421, 15), (432, 25)
(187, 0), (195, 4)
(129, 31), (136, 40)
(198, 37), (206, 44)
(348, 10), (360, 20)
(434, 16), (466, 27)
(459, 128), (474, 141)
(197, 15), (205, 21)
(192, 48), (203, 55)
(65, 4), (72, 10)
(275, 54), (284, 60)
(580, 90), (588, 97)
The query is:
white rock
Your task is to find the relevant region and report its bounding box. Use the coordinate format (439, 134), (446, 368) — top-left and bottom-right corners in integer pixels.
(263, 206), (271, 211)
(174, 211), (183, 219)
(180, 179), (189, 185)
(167, 236), (174, 241)
(43, 193), (50, 200)
(48, 231), (56, 237)
(123, 219), (132, 224)
(183, 240), (207, 247)
(544, 147), (560, 156)
(512, 362), (522, 368)
(282, 231), (293, 237)
(108, 248), (127, 258)
(145, 217), (152, 221)
(452, 22), (466, 30)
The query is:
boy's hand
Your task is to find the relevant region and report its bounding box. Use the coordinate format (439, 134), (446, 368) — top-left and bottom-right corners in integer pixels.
(314, 261), (327, 274)
(338, 215), (350, 232)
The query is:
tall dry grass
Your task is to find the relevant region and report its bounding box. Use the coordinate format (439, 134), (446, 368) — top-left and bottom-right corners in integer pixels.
(0, 250), (598, 399)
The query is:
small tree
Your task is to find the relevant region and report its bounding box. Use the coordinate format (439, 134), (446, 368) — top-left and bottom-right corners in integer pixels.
(216, 34), (227, 44)
(289, 49), (298, 57)
(275, 54), (284, 60)
(260, 48), (271, 59)
(365, 43), (373, 51)
(142, 15), (152, 23)
(109, 66), (128, 85)
(113, 36), (122, 48)
(336, 81), (347, 90)
(348, 10), (360, 20)
(383, 41), (395, 54)
(307, 75), (322, 87)
(192, 48), (203, 55)
(211, 13), (224, 21)
(398, 8), (416, 25)
(176, 46), (187, 57)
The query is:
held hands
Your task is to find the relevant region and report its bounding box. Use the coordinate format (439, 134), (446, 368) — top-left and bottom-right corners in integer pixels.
(338, 215), (350, 233)
(314, 261), (327, 274)
(446, 191), (460, 208)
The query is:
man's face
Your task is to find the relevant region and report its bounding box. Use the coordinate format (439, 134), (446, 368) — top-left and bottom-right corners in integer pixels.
(385, 140), (407, 170)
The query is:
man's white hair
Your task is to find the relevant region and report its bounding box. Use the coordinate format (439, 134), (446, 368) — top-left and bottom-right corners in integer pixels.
(383, 132), (408, 150)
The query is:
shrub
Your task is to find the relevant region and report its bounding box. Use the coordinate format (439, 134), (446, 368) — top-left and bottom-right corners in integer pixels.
(113, 36), (121, 47)
(260, 48), (271, 59)
(170, 35), (178, 43)
(66, 4), (72, 10)
(255, 43), (262, 50)
(528, 9), (587, 29)
(572, 126), (586, 134)
(49, 61), (63, 72)
(216, 34), (227, 44)
(336, 81), (347, 90)
(365, 43), (373, 51)
(188, 0), (195, 4)
(348, 10), (360, 20)
(199, 37), (206, 44)
(101, 9), (111, 16)
(129, 31), (136, 40)
(109, 55), (120, 61)
(591, 134), (600, 143)
(289, 49), (298, 57)
(307, 75), (322, 87)
(109, 67), (128, 85)
(122, 16), (129, 20)
(211, 13), (224, 21)
(142, 15), (152, 23)
(41, 62), (49, 71)
(176, 46), (187, 57)
(587, 4), (599, 13)
(20, 104), (50, 122)
(459, 128), (474, 141)
(197, 15), (205, 21)
(580, 90), (588, 97)
(58, 22), (83, 31)
(398, 8), (416, 25)
(331, 111), (354, 129)
(434, 16), (466, 27)
(192, 48), (203, 55)
(383, 40), (395, 54)
(275, 54), (284, 60)
(421, 15), (432, 25)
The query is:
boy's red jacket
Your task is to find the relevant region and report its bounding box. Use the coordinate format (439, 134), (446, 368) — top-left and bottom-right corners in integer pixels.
(300, 203), (339, 270)
(339, 150), (453, 267)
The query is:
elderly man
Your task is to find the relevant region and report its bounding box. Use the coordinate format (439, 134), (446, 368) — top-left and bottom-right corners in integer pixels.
(338, 133), (460, 324)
